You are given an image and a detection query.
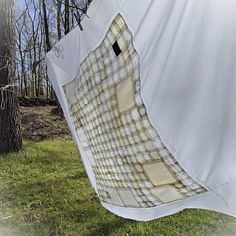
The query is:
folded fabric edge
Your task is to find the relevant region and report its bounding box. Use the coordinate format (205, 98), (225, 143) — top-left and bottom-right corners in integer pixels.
(101, 189), (236, 221)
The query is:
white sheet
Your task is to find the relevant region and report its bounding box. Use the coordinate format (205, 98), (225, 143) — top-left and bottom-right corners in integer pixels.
(47, 0), (236, 221)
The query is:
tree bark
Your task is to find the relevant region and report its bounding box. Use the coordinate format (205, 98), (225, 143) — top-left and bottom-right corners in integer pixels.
(0, 0), (22, 154)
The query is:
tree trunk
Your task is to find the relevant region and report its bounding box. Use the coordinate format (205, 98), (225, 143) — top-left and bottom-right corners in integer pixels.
(57, 1), (62, 40)
(64, 0), (70, 35)
(42, 0), (63, 116)
(42, 0), (51, 52)
(0, 0), (22, 154)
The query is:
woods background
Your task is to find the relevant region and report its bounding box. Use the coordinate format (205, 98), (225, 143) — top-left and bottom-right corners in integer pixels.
(16, 0), (84, 99)
(0, 0), (90, 153)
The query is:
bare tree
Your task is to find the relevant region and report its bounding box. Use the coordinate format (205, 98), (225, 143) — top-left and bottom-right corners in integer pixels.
(0, 0), (22, 154)
(15, 0), (91, 101)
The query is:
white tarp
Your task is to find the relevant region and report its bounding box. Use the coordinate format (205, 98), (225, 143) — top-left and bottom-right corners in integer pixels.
(46, 0), (236, 221)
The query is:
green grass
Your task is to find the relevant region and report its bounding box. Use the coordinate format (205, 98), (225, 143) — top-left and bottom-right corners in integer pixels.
(0, 140), (235, 236)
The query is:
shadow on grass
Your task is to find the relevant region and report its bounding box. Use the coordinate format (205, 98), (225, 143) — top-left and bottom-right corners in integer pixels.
(84, 218), (129, 236)
(22, 141), (80, 165)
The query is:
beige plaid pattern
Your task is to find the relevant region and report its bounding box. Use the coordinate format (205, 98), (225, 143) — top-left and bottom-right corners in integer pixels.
(63, 14), (206, 208)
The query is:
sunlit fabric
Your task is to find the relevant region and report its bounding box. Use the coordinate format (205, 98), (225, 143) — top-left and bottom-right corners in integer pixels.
(46, 0), (236, 221)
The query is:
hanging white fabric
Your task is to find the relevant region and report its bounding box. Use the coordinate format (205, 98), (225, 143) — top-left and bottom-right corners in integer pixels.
(46, 0), (236, 221)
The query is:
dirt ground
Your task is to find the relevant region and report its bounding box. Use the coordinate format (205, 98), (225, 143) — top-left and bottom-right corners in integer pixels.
(20, 106), (72, 140)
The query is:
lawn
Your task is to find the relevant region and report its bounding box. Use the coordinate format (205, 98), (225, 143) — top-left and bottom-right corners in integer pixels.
(0, 140), (235, 236)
